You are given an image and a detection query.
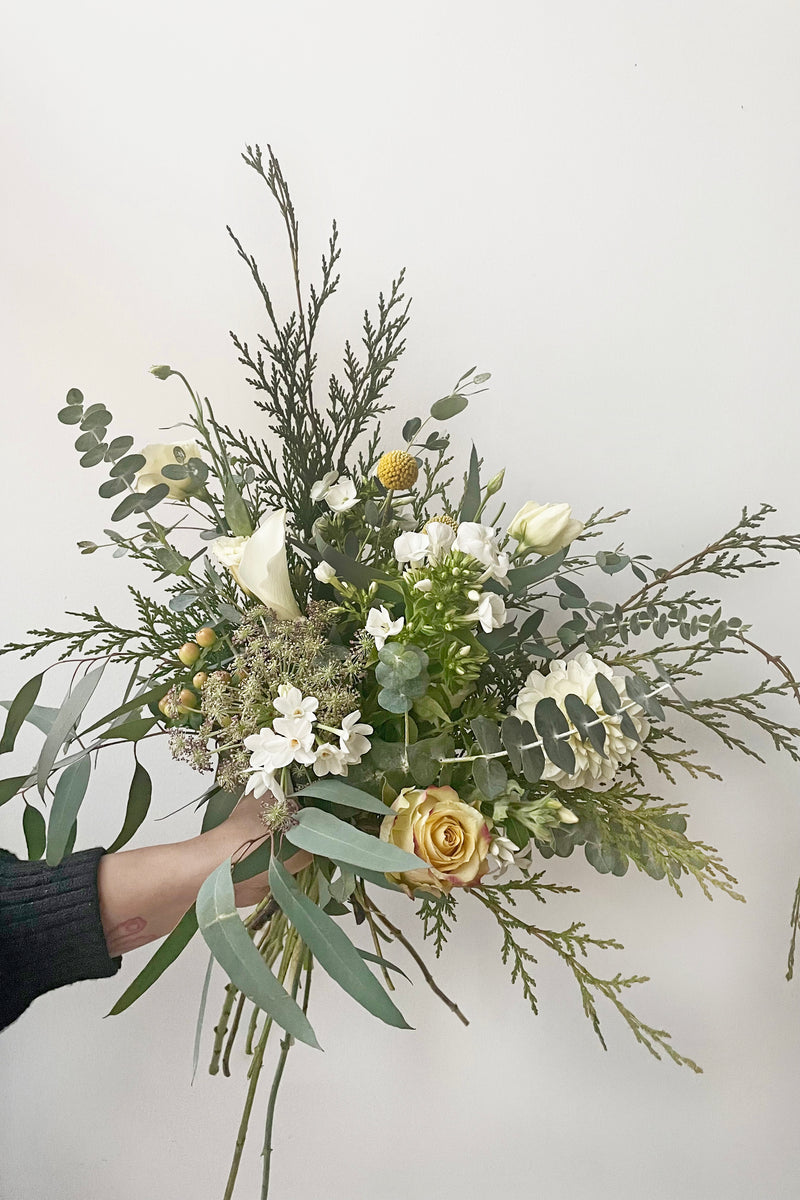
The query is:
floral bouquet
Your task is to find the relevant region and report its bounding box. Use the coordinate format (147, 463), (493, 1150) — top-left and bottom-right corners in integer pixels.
(3, 145), (800, 1198)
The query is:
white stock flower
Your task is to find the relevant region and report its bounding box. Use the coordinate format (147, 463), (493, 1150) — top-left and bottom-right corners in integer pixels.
(454, 522), (511, 586)
(134, 441), (205, 500)
(324, 477), (359, 513)
(313, 741), (349, 777)
(425, 521), (456, 561)
(311, 471), (339, 502)
(472, 592), (507, 633)
(235, 509), (301, 620)
(366, 605), (404, 651)
(514, 651), (649, 791)
(338, 710), (373, 764)
(314, 561), (338, 584)
(507, 502), (584, 556)
(394, 531), (430, 565)
(273, 685), (319, 722)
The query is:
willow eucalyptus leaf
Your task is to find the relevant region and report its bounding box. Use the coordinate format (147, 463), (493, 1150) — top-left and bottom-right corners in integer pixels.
(46, 754), (91, 866)
(269, 858), (411, 1029)
(197, 859), (320, 1048)
(108, 907), (198, 1015)
(37, 662), (107, 797)
(106, 761), (152, 853)
(286, 807), (426, 873)
(293, 779), (392, 815)
(0, 673), (43, 755)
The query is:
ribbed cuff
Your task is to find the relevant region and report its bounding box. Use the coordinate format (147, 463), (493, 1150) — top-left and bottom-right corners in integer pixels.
(1, 847), (121, 1030)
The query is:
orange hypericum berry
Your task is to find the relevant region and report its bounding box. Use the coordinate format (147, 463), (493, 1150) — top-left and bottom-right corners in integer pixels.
(178, 688), (198, 709)
(376, 450), (419, 490)
(192, 671), (209, 689)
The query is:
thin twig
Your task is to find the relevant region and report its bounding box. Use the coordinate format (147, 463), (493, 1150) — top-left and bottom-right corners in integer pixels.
(363, 895), (469, 1026)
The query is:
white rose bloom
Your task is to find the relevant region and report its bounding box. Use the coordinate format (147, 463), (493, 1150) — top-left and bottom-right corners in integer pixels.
(507, 501), (584, 557)
(273, 685), (319, 722)
(135, 441), (205, 500)
(514, 651), (649, 791)
(311, 470), (339, 502)
(365, 605), (404, 651)
(325, 477), (359, 513)
(235, 509), (302, 620)
(394, 530), (430, 565)
(338, 710), (373, 764)
(473, 592), (507, 633)
(314, 561), (338, 584)
(313, 741), (349, 777)
(425, 521), (456, 561)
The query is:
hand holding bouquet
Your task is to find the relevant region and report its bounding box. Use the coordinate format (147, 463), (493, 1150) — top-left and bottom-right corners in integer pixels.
(3, 144), (800, 1198)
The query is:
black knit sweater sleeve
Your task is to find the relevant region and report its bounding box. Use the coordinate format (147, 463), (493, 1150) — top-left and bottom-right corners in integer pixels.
(0, 847), (121, 1031)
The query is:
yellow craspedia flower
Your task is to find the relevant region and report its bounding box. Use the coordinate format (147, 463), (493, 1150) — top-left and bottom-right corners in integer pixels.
(376, 449), (419, 490)
(425, 513), (458, 532)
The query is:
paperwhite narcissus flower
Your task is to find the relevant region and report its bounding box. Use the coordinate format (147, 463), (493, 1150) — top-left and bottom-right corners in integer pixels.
(313, 561), (337, 584)
(507, 501), (584, 557)
(472, 592), (507, 633)
(514, 651), (649, 791)
(244, 716), (316, 772)
(247, 768), (282, 802)
(313, 741), (349, 777)
(365, 605), (404, 651)
(273, 685), (318, 722)
(325, 477), (359, 513)
(135, 441), (205, 499)
(338, 710), (373, 763)
(223, 509), (301, 621)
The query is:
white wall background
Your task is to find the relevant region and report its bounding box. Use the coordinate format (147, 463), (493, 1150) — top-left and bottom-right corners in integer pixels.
(2, 2), (800, 1197)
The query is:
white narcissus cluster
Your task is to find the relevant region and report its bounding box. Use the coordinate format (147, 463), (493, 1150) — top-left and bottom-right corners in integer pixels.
(514, 651), (649, 791)
(244, 686), (374, 799)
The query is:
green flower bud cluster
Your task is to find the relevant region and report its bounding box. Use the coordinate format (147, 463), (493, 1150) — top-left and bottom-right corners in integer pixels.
(402, 555), (488, 692)
(375, 642), (430, 713)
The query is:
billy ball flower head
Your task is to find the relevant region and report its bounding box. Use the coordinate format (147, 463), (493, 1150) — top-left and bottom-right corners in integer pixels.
(377, 449), (419, 491)
(514, 651), (649, 791)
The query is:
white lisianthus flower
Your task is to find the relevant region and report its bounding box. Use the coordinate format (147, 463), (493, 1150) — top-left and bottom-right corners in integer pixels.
(394, 530), (430, 565)
(324, 477), (359, 513)
(472, 592), (507, 633)
(507, 501), (584, 557)
(135, 441), (205, 500)
(210, 535), (249, 590)
(425, 521), (456, 561)
(311, 470), (339, 502)
(338, 710), (373, 764)
(233, 509), (301, 621)
(273, 685), (319, 722)
(313, 561), (338, 584)
(514, 651), (649, 791)
(313, 741), (349, 777)
(365, 605), (404, 651)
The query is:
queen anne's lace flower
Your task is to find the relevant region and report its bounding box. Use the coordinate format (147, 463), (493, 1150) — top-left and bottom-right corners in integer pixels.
(514, 651), (649, 791)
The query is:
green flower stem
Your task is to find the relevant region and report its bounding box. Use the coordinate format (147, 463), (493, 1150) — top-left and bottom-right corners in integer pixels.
(437, 683), (670, 765)
(221, 991), (247, 1078)
(209, 983), (239, 1075)
(260, 949), (306, 1200)
(222, 925), (297, 1200)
